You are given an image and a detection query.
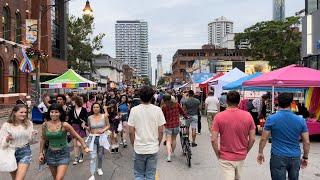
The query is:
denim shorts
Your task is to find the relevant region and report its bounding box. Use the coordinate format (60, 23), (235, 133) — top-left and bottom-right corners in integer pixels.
(45, 146), (70, 166)
(165, 127), (180, 136)
(185, 115), (198, 129)
(15, 144), (32, 164)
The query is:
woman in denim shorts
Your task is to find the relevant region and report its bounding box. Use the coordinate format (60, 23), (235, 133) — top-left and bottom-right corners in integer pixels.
(161, 95), (189, 162)
(39, 104), (89, 180)
(0, 104), (37, 180)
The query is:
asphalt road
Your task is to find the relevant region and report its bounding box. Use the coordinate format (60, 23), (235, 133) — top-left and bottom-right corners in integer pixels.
(1, 117), (320, 180)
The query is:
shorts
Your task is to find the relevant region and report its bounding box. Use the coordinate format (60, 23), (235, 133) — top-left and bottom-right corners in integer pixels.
(207, 111), (217, 131)
(185, 115), (198, 129)
(15, 144), (32, 164)
(45, 146), (70, 166)
(165, 127), (180, 136)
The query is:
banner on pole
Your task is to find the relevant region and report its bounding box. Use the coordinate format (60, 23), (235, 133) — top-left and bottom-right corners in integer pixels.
(25, 19), (38, 46)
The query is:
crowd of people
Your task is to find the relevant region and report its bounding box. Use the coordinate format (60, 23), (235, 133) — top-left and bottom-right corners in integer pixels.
(0, 85), (313, 180)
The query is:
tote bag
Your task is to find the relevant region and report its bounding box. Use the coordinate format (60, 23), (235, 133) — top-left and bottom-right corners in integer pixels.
(0, 147), (17, 172)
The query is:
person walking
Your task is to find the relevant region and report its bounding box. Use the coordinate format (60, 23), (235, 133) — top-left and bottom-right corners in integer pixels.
(211, 91), (256, 180)
(182, 90), (200, 147)
(38, 94), (51, 120)
(128, 86), (165, 180)
(0, 104), (37, 180)
(86, 103), (110, 180)
(38, 104), (89, 180)
(68, 96), (88, 165)
(107, 99), (121, 153)
(161, 94), (188, 162)
(118, 95), (130, 148)
(257, 93), (310, 180)
(204, 91), (219, 135)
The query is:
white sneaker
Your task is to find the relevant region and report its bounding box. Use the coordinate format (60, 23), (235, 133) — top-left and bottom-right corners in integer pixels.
(97, 169), (104, 176)
(78, 158), (84, 163)
(88, 175), (95, 180)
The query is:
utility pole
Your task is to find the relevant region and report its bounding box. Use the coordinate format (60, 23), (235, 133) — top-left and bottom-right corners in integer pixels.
(35, 4), (42, 105)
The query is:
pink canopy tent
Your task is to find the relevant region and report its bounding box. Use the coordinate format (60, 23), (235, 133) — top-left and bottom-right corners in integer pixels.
(243, 65), (320, 88)
(243, 64), (320, 112)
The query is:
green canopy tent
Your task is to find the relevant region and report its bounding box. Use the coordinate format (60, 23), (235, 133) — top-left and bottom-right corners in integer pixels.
(40, 69), (97, 89)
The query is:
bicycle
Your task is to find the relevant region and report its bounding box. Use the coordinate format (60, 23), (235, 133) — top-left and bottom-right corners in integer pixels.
(179, 124), (192, 167)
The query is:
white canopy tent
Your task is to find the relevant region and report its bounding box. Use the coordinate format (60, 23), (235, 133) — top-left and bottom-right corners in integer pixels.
(210, 68), (247, 98)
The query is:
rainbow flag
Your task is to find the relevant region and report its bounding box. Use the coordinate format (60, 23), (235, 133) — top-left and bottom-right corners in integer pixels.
(305, 87), (320, 119)
(19, 49), (35, 73)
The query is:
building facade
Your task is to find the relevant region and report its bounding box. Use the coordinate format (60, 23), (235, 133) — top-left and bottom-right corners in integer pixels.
(93, 55), (123, 88)
(208, 16), (233, 46)
(171, 47), (252, 83)
(220, 33), (235, 49)
(156, 54), (163, 84)
(115, 20), (150, 77)
(273, 0), (285, 21)
(148, 52), (152, 80)
(302, 0), (320, 69)
(0, 0), (68, 104)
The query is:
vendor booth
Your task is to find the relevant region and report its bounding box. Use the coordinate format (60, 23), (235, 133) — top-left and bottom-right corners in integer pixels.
(32, 69), (97, 123)
(210, 68), (246, 98)
(243, 65), (320, 135)
(40, 69), (97, 89)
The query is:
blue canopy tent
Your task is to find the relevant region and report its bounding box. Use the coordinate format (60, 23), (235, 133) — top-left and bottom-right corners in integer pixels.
(223, 72), (304, 92)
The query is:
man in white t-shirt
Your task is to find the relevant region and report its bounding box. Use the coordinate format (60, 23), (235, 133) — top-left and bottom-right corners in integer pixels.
(205, 91), (219, 133)
(128, 85), (166, 180)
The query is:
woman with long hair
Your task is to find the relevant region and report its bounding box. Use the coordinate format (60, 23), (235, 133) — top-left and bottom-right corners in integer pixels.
(0, 104), (37, 180)
(162, 94), (188, 162)
(107, 99), (121, 153)
(38, 104), (89, 180)
(118, 95), (130, 148)
(68, 96), (88, 165)
(86, 102), (110, 180)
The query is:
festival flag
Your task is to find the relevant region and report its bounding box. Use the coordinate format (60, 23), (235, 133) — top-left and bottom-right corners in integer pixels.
(19, 48), (35, 73)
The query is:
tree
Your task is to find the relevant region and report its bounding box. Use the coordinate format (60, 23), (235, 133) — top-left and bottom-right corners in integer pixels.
(67, 15), (105, 75)
(142, 76), (151, 86)
(235, 16), (301, 68)
(157, 77), (165, 87)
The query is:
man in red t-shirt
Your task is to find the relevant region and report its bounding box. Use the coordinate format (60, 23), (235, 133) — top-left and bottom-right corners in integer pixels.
(211, 91), (256, 180)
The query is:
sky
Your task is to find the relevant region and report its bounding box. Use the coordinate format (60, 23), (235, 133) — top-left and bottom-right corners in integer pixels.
(69, 0), (304, 80)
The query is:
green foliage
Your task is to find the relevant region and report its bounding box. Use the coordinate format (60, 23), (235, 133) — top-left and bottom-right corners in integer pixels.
(235, 16), (301, 68)
(141, 76), (151, 86)
(157, 77), (165, 86)
(67, 15), (105, 75)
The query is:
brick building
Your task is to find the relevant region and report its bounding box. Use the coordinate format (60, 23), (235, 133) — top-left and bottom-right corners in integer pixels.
(0, 0), (68, 104)
(171, 46), (252, 83)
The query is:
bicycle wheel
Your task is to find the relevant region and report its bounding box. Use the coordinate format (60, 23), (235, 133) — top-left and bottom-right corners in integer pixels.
(180, 131), (185, 154)
(185, 143), (191, 167)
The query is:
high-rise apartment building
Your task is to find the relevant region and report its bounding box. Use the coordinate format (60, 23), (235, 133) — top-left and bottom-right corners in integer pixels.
(208, 16), (233, 46)
(115, 20), (149, 77)
(148, 52), (152, 80)
(273, 0), (285, 21)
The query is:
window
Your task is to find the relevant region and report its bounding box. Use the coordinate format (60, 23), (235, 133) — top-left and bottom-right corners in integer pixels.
(3, 6), (11, 40)
(8, 61), (18, 93)
(306, 0), (319, 14)
(51, 0), (61, 58)
(15, 12), (22, 43)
